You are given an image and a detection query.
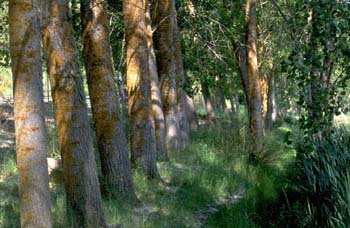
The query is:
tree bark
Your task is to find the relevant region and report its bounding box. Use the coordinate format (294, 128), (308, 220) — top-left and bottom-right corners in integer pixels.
(234, 43), (250, 107)
(172, 1), (190, 150)
(41, 0), (107, 227)
(9, 1), (52, 227)
(265, 71), (277, 129)
(81, 0), (136, 199)
(260, 74), (268, 121)
(124, 0), (158, 178)
(146, 1), (168, 160)
(246, 0), (263, 148)
(216, 78), (228, 113)
(201, 81), (216, 126)
(186, 94), (198, 129)
(151, 0), (182, 151)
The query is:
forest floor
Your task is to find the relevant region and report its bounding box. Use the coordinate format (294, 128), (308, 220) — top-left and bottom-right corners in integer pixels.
(0, 103), (297, 228)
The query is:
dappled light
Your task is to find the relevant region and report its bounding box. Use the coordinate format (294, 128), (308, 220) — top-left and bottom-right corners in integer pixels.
(1, 0), (350, 227)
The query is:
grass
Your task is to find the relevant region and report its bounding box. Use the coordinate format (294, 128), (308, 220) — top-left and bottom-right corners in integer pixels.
(0, 110), (298, 227)
(0, 66), (11, 97)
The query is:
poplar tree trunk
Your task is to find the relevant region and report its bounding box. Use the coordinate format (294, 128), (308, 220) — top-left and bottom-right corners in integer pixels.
(172, 1), (190, 150)
(186, 94), (199, 129)
(201, 81), (216, 126)
(260, 74), (268, 121)
(246, 0), (263, 148)
(124, 0), (158, 178)
(151, 0), (182, 151)
(265, 72), (277, 129)
(216, 86), (228, 113)
(234, 44), (250, 106)
(81, 0), (136, 199)
(41, 0), (107, 227)
(146, 2), (168, 160)
(9, 1), (52, 227)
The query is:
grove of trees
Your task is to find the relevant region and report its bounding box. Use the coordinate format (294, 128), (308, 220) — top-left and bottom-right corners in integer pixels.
(1, 0), (350, 227)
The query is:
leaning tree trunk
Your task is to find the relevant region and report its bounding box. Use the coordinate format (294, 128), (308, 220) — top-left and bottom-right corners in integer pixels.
(124, 0), (158, 178)
(146, 1), (168, 160)
(246, 0), (263, 149)
(81, 0), (136, 199)
(9, 1), (52, 227)
(172, 0), (190, 150)
(151, 0), (182, 151)
(41, 0), (107, 227)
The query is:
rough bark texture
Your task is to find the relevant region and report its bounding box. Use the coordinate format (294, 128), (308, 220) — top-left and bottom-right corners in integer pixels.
(81, 0), (136, 198)
(201, 81), (216, 126)
(124, 0), (158, 178)
(151, 0), (182, 151)
(260, 74), (268, 121)
(9, 1), (52, 227)
(246, 0), (263, 148)
(172, 1), (190, 150)
(146, 2), (168, 160)
(41, 0), (107, 227)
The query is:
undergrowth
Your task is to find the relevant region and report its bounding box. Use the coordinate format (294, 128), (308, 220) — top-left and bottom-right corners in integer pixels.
(0, 111), (297, 228)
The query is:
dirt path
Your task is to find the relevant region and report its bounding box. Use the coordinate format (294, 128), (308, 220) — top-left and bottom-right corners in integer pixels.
(194, 186), (245, 228)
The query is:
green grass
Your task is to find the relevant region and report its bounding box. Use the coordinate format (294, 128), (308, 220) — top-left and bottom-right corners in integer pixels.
(0, 66), (11, 97)
(0, 112), (297, 227)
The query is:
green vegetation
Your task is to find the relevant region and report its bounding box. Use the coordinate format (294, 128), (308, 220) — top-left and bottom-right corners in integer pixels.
(0, 112), (299, 228)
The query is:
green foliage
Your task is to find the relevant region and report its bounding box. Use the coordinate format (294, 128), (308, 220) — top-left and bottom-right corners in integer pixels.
(283, 0), (350, 139)
(299, 127), (350, 227)
(0, 0), (9, 67)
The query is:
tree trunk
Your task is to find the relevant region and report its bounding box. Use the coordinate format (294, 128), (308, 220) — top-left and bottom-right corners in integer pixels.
(246, 0), (263, 148)
(265, 71), (277, 129)
(260, 74), (268, 121)
(234, 44), (250, 107)
(9, 1), (52, 227)
(201, 81), (216, 126)
(217, 89), (228, 113)
(41, 0), (107, 227)
(124, 0), (158, 178)
(186, 94), (198, 129)
(81, 0), (136, 199)
(145, 2), (168, 160)
(172, 1), (190, 150)
(151, 0), (182, 151)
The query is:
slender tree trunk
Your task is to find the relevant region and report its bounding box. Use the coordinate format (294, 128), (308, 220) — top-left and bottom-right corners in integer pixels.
(201, 81), (216, 126)
(186, 94), (198, 129)
(41, 1), (107, 227)
(217, 89), (228, 113)
(265, 71), (277, 129)
(230, 94), (240, 114)
(260, 74), (268, 121)
(172, 1), (190, 150)
(124, 0), (158, 178)
(81, 0), (136, 199)
(234, 44), (250, 107)
(9, 1), (51, 227)
(146, 2), (168, 160)
(246, 0), (263, 148)
(151, 0), (182, 151)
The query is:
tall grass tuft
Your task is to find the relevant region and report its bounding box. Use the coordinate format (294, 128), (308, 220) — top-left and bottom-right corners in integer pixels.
(300, 126), (350, 227)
